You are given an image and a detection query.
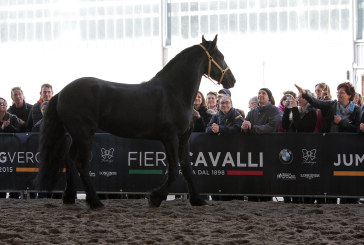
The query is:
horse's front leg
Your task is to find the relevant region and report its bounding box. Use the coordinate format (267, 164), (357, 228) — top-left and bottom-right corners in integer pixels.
(149, 135), (179, 207)
(179, 133), (207, 206)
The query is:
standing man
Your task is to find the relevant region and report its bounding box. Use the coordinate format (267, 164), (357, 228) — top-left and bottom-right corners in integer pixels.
(7, 87), (33, 132)
(241, 88), (280, 202)
(26, 84), (54, 132)
(206, 95), (243, 201)
(242, 88), (281, 135)
(248, 96), (258, 111)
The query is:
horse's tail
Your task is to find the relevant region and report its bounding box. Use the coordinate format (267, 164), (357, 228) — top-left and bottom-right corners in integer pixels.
(35, 94), (68, 191)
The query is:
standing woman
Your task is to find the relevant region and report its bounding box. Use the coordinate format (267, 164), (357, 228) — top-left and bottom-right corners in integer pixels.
(192, 91), (212, 132)
(296, 82), (361, 204)
(0, 97), (20, 133)
(278, 91), (297, 132)
(282, 90), (317, 204)
(315, 82), (332, 100)
(296, 82), (360, 133)
(282, 90), (317, 133)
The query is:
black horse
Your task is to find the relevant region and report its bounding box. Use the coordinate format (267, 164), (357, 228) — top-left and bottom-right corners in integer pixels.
(36, 35), (236, 209)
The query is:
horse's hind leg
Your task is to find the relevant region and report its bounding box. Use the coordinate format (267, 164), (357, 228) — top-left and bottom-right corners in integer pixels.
(149, 136), (179, 207)
(179, 133), (207, 206)
(62, 143), (78, 204)
(72, 138), (103, 209)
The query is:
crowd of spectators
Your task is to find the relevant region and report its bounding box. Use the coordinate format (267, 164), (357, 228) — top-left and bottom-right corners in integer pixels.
(0, 84), (57, 199)
(1, 81), (364, 203)
(192, 81), (364, 204)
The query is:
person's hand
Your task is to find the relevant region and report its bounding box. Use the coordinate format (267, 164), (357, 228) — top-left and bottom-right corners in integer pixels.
(18, 118), (25, 126)
(241, 120), (251, 131)
(1, 119), (10, 130)
(193, 109), (200, 118)
(334, 115), (342, 124)
(294, 84), (306, 94)
(360, 123), (364, 132)
(211, 123), (219, 133)
(291, 98), (298, 107)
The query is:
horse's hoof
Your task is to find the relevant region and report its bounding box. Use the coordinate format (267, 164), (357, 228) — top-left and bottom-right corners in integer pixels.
(148, 198), (161, 208)
(62, 195), (76, 205)
(190, 196), (208, 206)
(148, 191), (166, 208)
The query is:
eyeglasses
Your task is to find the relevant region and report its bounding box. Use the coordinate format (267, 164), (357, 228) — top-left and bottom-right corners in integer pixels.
(0, 101), (7, 106)
(220, 101), (231, 105)
(336, 91), (346, 95)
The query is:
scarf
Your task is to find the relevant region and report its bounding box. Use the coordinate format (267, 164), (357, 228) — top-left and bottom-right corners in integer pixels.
(336, 101), (355, 120)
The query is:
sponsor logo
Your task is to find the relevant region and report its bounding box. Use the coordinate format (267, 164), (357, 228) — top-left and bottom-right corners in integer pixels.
(190, 152), (264, 168)
(279, 149), (293, 164)
(300, 173), (320, 180)
(333, 154), (364, 167)
(101, 148), (114, 163)
(128, 152), (167, 167)
(302, 149), (317, 166)
(128, 151), (264, 168)
(89, 171), (96, 177)
(277, 173), (296, 180)
(99, 171), (117, 177)
(0, 152), (40, 164)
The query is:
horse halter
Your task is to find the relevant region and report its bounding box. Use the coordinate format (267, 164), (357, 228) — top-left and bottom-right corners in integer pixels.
(199, 44), (230, 85)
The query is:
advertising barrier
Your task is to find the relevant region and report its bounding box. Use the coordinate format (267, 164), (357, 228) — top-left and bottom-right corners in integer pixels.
(0, 132), (364, 197)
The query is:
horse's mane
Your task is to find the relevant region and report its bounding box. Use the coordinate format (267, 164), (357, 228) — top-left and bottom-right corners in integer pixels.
(155, 44), (201, 78)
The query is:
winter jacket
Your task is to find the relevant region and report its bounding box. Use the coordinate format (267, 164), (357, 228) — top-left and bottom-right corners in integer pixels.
(206, 108), (243, 135)
(243, 103), (281, 135)
(26, 101), (43, 132)
(0, 113), (20, 133)
(7, 101), (33, 132)
(282, 106), (317, 132)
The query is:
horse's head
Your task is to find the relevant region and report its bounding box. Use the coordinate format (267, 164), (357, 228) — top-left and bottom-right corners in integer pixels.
(200, 35), (236, 89)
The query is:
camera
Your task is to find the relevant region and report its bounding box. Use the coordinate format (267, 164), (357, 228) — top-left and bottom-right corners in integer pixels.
(285, 94), (293, 108)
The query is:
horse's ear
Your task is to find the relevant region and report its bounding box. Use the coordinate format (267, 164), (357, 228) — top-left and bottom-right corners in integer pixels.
(202, 35), (207, 43)
(211, 34), (218, 48)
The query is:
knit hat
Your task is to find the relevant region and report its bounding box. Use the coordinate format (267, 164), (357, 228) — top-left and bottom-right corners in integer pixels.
(260, 88), (272, 101)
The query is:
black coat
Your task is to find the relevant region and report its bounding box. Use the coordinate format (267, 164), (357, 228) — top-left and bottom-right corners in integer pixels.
(7, 102), (33, 132)
(193, 106), (212, 132)
(282, 106), (317, 132)
(302, 93), (361, 133)
(26, 101), (42, 132)
(0, 113), (20, 133)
